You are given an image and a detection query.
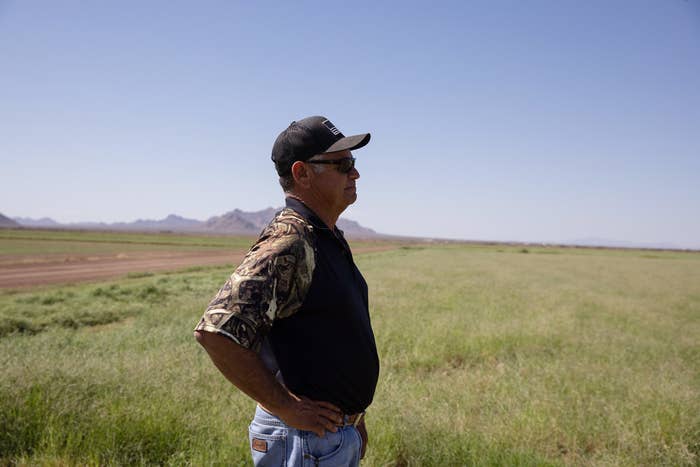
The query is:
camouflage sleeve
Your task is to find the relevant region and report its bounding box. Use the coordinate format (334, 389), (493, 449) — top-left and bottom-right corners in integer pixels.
(194, 219), (315, 352)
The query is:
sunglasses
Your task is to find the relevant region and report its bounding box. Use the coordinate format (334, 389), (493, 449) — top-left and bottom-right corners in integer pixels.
(306, 157), (356, 174)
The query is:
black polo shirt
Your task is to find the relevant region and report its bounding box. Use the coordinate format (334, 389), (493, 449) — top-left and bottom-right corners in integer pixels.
(269, 197), (379, 414)
(196, 197), (379, 414)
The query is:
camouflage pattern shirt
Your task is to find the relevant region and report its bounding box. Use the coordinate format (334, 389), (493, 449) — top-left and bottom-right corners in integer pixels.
(194, 204), (315, 352)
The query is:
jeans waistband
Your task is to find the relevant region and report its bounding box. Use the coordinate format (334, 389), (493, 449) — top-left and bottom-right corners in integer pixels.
(254, 405), (288, 427)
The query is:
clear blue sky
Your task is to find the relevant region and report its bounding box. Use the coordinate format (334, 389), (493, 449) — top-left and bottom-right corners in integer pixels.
(1, 1), (699, 248)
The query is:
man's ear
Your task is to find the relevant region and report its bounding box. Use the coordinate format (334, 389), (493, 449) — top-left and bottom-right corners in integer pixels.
(291, 160), (312, 188)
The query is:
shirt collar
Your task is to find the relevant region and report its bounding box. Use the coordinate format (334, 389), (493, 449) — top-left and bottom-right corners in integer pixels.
(285, 197), (345, 238)
(285, 197), (327, 229)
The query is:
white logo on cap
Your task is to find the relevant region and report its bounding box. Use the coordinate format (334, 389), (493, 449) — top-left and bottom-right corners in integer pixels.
(322, 120), (341, 136)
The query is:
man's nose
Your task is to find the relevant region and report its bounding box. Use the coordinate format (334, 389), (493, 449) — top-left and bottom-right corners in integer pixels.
(349, 167), (360, 180)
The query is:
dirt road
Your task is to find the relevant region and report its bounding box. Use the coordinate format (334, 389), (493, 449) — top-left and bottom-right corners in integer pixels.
(0, 246), (396, 288)
(0, 250), (243, 288)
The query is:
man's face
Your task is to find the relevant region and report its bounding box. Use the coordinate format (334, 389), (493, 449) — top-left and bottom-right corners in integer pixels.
(306, 149), (361, 214)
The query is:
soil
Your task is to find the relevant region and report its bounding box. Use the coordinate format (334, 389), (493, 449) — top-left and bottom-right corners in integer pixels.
(0, 250), (243, 288)
(0, 246), (396, 289)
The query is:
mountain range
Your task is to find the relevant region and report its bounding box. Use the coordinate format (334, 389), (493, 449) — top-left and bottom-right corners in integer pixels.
(4, 208), (379, 238)
(3, 211), (695, 250)
(0, 213), (20, 228)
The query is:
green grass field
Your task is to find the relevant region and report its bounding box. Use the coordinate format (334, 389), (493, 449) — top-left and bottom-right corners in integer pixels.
(1, 237), (698, 465)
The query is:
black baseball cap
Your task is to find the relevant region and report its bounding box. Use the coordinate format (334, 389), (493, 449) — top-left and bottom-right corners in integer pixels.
(271, 115), (371, 176)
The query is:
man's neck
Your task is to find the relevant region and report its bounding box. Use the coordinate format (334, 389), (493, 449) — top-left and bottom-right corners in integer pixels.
(286, 193), (339, 230)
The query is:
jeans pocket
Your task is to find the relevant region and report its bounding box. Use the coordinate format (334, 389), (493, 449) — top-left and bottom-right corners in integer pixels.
(304, 428), (349, 464)
(249, 420), (287, 467)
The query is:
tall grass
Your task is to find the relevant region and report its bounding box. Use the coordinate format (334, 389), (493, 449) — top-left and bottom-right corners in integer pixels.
(366, 247), (699, 465)
(1, 245), (698, 465)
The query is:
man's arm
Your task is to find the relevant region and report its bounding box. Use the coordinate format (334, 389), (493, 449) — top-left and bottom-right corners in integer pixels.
(194, 330), (342, 437)
(357, 418), (368, 459)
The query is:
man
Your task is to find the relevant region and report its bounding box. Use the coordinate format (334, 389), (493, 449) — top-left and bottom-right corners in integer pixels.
(194, 115), (380, 466)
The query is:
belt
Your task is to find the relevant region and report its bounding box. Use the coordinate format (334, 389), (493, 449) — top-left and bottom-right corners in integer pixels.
(338, 411), (365, 427)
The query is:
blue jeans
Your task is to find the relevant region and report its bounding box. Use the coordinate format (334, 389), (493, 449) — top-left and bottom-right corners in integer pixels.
(249, 405), (363, 466)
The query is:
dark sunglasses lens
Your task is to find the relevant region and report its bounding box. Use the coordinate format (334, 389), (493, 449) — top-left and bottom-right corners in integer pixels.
(339, 158), (355, 173)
